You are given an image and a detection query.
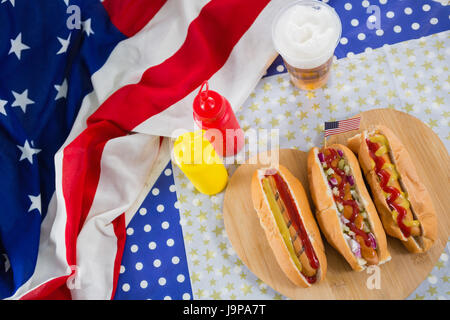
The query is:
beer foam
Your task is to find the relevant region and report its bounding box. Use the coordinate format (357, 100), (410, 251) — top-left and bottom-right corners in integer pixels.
(273, 2), (341, 69)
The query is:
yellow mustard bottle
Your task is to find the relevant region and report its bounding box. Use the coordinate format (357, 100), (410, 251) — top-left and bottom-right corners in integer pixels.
(173, 131), (228, 195)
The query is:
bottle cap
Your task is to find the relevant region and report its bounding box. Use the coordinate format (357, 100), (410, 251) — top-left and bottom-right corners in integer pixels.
(193, 81), (226, 123)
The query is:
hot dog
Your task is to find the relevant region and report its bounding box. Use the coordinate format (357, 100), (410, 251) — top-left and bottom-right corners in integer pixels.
(307, 144), (391, 271)
(251, 165), (327, 287)
(347, 125), (437, 253)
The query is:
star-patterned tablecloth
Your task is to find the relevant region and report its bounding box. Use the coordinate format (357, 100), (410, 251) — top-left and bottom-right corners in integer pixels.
(171, 31), (450, 300)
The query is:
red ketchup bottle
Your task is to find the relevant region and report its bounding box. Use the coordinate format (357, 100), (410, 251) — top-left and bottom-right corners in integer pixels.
(193, 81), (244, 157)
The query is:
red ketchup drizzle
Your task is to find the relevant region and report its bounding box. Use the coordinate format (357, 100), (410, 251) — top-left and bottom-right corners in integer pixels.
(322, 149), (373, 248)
(366, 139), (411, 237)
(267, 173), (319, 284)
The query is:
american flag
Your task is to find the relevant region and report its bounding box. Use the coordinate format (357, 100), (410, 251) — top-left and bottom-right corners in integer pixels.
(324, 117), (361, 137)
(0, 0), (281, 299)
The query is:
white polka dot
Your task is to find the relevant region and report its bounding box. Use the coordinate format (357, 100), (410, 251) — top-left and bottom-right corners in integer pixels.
(182, 293), (191, 300)
(135, 262), (143, 270)
(351, 19), (359, 27)
(393, 25), (402, 33)
(139, 207), (147, 216)
(364, 47), (373, 53)
(276, 65), (285, 72)
(161, 221), (169, 229)
(148, 241), (157, 250)
(153, 259), (161, 268)
(347, 52), (354, 58)
(174, 201), (180, 209)
(156, 204), (164, 212)
(159, 277), (167, 286)
(379, 0), (387, 4)
(120, 265), (125, 274)
(144, 224), (151, 232)
(340, 37), (348, 45)
(164, 168), (172, 176)
(368, 15), (377, 23)
(344, 3), (352, 10)
(172, 256), (180, 264)
(163, 296), (172, 300)
(440, 253), (448, 261)
(151, 188), (160, 196)
(428, 275), (437, 284)
(430, 17), (438, 25)
(122, 283), (130, 292)
(169, 184), (176, 192)
(167, 238), (175, 247)
(140, 280), (148, 289)
(376, 29), (384, 36)
(386, 11), (394, 18)
(130, 244), (139, 253)
(422, 4), (431, 12)
(362, 0), (370, 8)
(126, 227), (134, 236)
(358, 33), (366, 40)
(177, 274), (185, 283)
(404, 7), (412, 15)
(411, 23), (420, 30)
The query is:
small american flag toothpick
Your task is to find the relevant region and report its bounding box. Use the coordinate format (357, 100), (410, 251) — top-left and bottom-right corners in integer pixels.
(323, 117), (361, 147)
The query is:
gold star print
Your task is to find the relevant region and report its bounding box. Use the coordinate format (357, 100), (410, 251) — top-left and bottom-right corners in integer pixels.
(210, 290), (221, 300)
(297, 101), (303, 108)
(404, 103), (414, 113)
(241, 284), (252, 295)
(284, 110), (292, 118)
(292, 89), (300, 97)
(311, 103), (320, 111)
(336, 82), (345, 91)
(386, 90), (397, 99)
(425, 107), (432, 114)
(413, 294), (425, 300)
(376, 55), (386, 64)
(314, 124), (324, 134)
(218, 242), (227, 251)
(347, 63), (357, 72)
(197, 210), (207, 222)
(276, 76), (283, 84)
(198, 225), (207, 233)
(442, 276), (449, 283)
(316, 112), (323, 119)
(390, 47), (398, 55)
(249, 92), (256, 98)
(300, 124), (308, 133)
(306, 91), (316, 99)
(249, 102), (259, 111)
(298, 111), (308, 120)
(220, 266), (231, 276)
(191, 272), (200, 283)
(364, 75), (374, 84)
(222, 252), (230, 260)
(212, 226), (222, 237)
(262, 96), (270, 103)
(437, 53), (445, 61)
(419, 96), (427, 104)
(203, 249), (215, 260)
(328, 103), (337, 113)
(400, 82), (409, 90)
(405, 48), (414, 57)
(195, 289), (205, 298)
(442, 111), (450, 118)
(262, 83), (272, 92)
(178, 194), (187, 204)
(392, 68), (403, 77)
(341, 96), (349, 104)
(434, 96), (444, 107)
(274, 293), (284, 300)
(205, 264), (213, 273)
(239, 272), (247, 280)
(348, 75), (356, 83)
(435, 84), (442, 91)
(234, 259), (244, 267)
(226, 283), (235, 291)
(422, 61), (433, 71)
(428, 119), (438, 129)
(305, 136), (312, 143)
(212, 203), (220, 211)
(434, 40), (444, 50)
(192, 259), (200, 266)
(184, 232), (193, 242)
(285, 131), (295, 141)
(415, 82), (425, 92)
(269, 117), (279, 127)
(407, 61), (416, 68)
(230, 294), (237, 300)
(435, 260), (445, 270)
(427, 286), (437, 296)
(357, 96), (367, 107)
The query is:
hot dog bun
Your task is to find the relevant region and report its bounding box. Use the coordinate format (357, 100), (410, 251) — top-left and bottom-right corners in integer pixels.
(307, 144), (391, 271)
(251, 165), (327, 287)
(348, 125), (437, 253)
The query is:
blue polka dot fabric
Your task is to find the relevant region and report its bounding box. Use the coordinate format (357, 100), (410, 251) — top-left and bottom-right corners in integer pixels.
(114, 162), (192, 300)
(265, 0), (450, 77)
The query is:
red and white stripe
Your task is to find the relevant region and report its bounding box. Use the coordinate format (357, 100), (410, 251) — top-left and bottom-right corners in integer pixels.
(8, 0), (284, 299)
(325, 117), (361, 137)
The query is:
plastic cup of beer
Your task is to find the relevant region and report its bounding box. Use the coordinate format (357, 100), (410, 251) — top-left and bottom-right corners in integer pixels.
(272, 0), (342, 90)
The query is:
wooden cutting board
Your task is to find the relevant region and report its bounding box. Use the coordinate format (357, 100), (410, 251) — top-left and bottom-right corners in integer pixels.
(223, 108), (449, 300)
